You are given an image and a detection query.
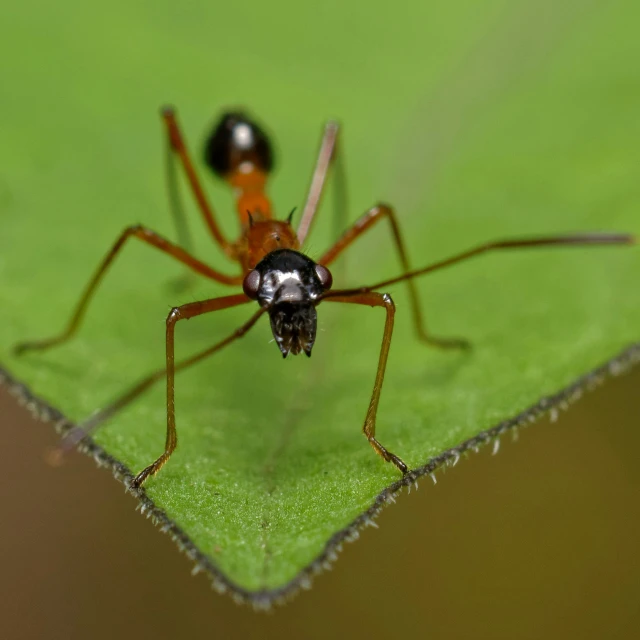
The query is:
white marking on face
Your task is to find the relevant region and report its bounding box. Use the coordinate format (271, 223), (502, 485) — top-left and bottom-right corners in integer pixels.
(259, 270), (304, 305)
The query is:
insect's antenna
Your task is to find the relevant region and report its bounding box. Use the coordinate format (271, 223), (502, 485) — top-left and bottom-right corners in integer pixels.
(325, 232), (636, 296)
(247, 211), (254, 227)
(287, 207), (297, 225)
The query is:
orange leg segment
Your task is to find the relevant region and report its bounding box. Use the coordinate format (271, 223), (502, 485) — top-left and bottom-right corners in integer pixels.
(161, 107), (235, 258)
(55, 309), (266, 460)
(13, 225), (242, 355)
(320, 203), (469, 349)
(132, 293), (252, 487)
(361, 232), (637, 291)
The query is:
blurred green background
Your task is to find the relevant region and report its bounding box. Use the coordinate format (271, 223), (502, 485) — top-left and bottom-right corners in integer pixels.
(1, 0), (639, 637)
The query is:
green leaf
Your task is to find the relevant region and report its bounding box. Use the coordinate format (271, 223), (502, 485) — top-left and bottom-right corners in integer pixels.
(1, 0), (639, 605)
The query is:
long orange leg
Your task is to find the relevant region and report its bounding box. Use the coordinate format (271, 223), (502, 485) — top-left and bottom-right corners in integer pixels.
(319, 203), (469, 349)
(161, 107), (235, 258)
(55, 308), (266, 458)
(13, 225), (242, 355)
(324, 291), (407, 473)
(297, 120), (340, 245)
(345, 232), (636, 293)
(132, 293), (251, 487)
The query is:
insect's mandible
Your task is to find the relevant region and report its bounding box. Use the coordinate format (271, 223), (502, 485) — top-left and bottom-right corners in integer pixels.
(13, 107), (636, 488)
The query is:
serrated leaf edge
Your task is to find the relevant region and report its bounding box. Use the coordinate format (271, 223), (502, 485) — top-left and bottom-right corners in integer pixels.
(2, 342), (639, 610)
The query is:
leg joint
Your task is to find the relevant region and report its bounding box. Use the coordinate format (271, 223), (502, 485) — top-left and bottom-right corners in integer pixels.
(160, 105), (175, 119)
(374, 202), (394, 216)
(167, 306), (183, 326)
(124, 224), (144, 236)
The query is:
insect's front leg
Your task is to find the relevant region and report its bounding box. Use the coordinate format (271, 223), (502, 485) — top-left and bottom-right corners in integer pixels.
(131, 293), (251, 488)
(324, 290), (407, 474)
(54, 308), (265, 464)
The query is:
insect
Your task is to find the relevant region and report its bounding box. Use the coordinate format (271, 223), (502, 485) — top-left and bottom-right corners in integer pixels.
(13, 107), (635, 488)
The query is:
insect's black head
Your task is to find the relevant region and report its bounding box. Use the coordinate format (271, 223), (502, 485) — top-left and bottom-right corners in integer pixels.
(242, 249), (333, 358)
(204, 111), (274, 177)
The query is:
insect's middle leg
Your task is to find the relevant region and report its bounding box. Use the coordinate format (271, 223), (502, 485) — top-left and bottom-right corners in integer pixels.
(318, 203), (469, 349)
(13, 225), (242, 355)
(324, 290), (407, 474)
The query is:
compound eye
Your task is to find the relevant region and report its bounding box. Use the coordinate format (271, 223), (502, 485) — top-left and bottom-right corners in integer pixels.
(315, 264), (333, 290)
(242, 269), (261, 299)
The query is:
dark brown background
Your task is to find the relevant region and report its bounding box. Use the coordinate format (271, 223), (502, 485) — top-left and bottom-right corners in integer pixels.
(1, 364), (638, 640)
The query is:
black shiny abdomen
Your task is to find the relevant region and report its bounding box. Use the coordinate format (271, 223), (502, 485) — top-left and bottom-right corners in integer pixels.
(203, 111), (274, 177)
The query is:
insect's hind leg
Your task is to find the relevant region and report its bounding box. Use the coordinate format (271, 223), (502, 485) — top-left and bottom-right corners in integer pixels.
(161, 107), (235, 259)
(319, 203), (470, 350)
(164, 121), (195, 254)
(164, 126), (199, 293)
